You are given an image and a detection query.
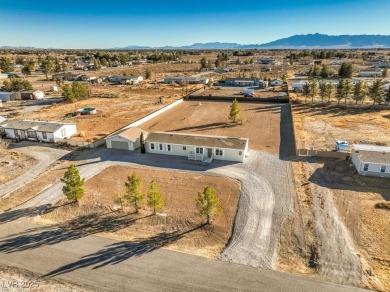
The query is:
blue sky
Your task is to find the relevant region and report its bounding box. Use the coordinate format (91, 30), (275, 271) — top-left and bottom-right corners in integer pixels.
(0, 0), (389, 49)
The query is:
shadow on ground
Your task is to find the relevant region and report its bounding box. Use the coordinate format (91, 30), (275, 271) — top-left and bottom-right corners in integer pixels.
(43, 224), (205, 277)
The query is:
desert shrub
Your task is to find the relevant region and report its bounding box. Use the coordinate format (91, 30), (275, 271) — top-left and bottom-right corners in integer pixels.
(375, 202), (390, 210)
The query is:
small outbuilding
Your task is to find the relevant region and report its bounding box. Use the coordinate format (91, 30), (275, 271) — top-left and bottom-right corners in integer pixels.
(105, 127), (147, 150)
(351, 144), (390, 178)
(269, 79), (284, 86)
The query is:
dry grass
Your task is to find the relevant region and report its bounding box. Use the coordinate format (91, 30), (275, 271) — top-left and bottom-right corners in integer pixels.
(42, 166), (241, 259)
(0, 150), (36, 185)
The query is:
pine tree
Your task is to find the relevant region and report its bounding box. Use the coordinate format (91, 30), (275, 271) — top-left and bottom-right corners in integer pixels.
(353, 80), (367, 104)
(61, 164), (85, 204)
(325, 83), (334, 103)
(124, 172), (144, 213)
(147, 180), (163, 214)
(302, 82), (310, 103)
(369, 79), (384, 105)
(145, 68), (152, 79)
(195, 186), (222, 225)
(0, 57), (13, 73)
(319, 81), (327, 102)
(382, 68), (388, 78)
(140, 132), (146, 154)
(229, 98), (240, 123)
(309, 80), (319, 102)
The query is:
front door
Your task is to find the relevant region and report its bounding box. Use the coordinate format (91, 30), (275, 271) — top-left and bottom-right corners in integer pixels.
(207, 148), (212, 157)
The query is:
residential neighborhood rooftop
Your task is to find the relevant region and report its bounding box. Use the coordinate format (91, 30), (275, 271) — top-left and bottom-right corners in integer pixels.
(145, 131), (248, 150)
(0, 119), (75, 132)
(107, 127), (146, 142)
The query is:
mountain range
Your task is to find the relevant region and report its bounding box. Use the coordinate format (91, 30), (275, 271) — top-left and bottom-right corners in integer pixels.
(3, 34), (390, 50)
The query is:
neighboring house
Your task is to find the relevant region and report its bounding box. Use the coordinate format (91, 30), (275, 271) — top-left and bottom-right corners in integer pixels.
(224, 78), (260, 87)
(105, 127), (146, 150)
(0, 120), (77, 142)
(291, 82), (306, 92)
(108, 75), (143, 84)
(52, 73), (82, 81)
(269, 79), (284, 86)
(145, 131), (249, 163)
(351, 144), (390, 178)
(164, 76), (205, 84)
(358, 70), (383, 77)
(0, 92), (19, 102)
(258, 58), (275, 65)
(19, 90), (45, 100)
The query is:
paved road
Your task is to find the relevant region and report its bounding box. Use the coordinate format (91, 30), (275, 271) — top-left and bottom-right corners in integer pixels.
(0, 142), (69, 198)
(0, 216), (368, 292)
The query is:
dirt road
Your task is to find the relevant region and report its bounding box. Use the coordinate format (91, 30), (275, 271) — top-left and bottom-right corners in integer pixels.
(0, 142), (70, 198)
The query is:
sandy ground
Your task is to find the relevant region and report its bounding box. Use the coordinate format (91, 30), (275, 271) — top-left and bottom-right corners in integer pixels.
(140, 100), (293, 154)
(42, 165), (240, 259)
(0, 265), (92, 292)
(0, 150), (36, 185)
(292, 103), (390, 150)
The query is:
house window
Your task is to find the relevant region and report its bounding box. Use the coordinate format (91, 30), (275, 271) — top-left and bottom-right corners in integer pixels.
(150, 143), (155, 150)
(381, 165), (386, 173)
(239, 151), (243, 156)
(42, 132), (47, 139)
(183, 146), (187, 151)
(363, 164), (369, 171)
(167, 144), (172, 151)
(159, 144), (163, 151)
(215, 149), (223, 156)
(61, 129), (66, 137)
(14, 129), (20, 137)
(196, 147), (203, 154)
(27, 130), (37, 138)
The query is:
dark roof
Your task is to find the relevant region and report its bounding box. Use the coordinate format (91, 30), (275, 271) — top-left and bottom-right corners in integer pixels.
(145, 132), (248, 150)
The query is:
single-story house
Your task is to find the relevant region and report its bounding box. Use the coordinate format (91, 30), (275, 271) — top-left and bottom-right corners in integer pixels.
(52, 73), (82, 81)
(0, 92), (20, 102)
(0, 119), (77, 142)
(105, 127), (146, 150)
(19, 90), (45, 100)
(351, 144), (390, 178)
(258, 58), (275, 65)
(108, 75), (143, 84)
(291, 82), (306, 92)
(358, 70), (383, 77)
(269, 79), (284, 86)
(145, 132), (249, 163)
(164, 76), (204, 84)
(224, 78), (260, 87)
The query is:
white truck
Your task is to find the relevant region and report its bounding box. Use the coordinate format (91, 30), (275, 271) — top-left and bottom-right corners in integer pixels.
(335, 141), (350, 152)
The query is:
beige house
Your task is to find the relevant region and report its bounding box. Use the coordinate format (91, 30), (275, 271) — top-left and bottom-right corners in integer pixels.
(351, 144), (390, 178)
(105, 127), (146, 150)
(145, 132), (248, 163)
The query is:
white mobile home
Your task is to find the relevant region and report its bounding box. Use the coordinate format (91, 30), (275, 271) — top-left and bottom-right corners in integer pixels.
(145, 132), (249, 163)
(105, 127), (146, 150)
(269, 79), (284, 86)
(0, 120), (77, 142)
(358, 70), (383, 78)
(351, 144), (390, 178)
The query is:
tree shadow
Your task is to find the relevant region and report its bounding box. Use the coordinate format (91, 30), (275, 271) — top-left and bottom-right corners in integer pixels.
(43, 224), (206, 277)
(0, 204), (51, 224)
(0, 211), (153, 253)
(171, 122), (237, 132)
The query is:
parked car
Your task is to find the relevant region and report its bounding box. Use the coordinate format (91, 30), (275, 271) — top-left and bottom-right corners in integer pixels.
(335, 141), (350, 152)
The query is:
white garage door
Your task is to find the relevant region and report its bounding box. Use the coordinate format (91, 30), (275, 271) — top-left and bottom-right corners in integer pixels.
(111, 141), (129, 150)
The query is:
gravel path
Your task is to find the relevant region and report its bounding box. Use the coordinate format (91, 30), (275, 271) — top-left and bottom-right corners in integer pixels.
(0, 142), (70, 198)
(304, 160), (363, 286)
(18, 148), (293, 271)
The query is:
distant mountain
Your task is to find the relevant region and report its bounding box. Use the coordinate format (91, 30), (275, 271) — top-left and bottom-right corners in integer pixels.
(113, 45), (152, 50)
(257, 33), (390, 48)
(0, 46), (36, 49)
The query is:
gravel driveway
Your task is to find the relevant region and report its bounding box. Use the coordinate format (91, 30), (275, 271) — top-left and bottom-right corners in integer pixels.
(0, 142), (70, 198)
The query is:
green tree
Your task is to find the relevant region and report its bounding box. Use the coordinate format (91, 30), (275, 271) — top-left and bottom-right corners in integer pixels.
(61, 164), (85, 204)
(2, 77), (33, 92)
(0, 57), (13, 73)
(325, 83), (334, 102)
(125, 172), (144, 213)
(319, 81), (327, 102)
(113, 191), (126, 210)
(63, 82), (89, 102)
(195, 186), (222, 225)
(140, 132), (146, 154)
(281, 74), (287, 83)
(21, 59), (35, 75)
(42, 58), (53, 80)
(369, 79), (384, 105)
(353, 80), (367, 104)
(147, 180), (163, 214)
(382, 68), (388, 78)
(228, 98), (240, 122)
(200, 57), (207, 69)
(336, 79), (345, 104)
(215, 58), (220, 68)
(320, 64), (330, 78)
(309, 80), (319, 102)
(145, 68), (152, 79)
(338, 62), (353, 78)
(342, 79), (353, 104)
(302, 82), (310, 103)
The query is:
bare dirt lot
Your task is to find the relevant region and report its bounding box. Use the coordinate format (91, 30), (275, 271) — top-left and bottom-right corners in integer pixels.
(140, 100), (294, 154)
(0, 150), (36, 185)
(42, 166), (241, 259)
(292, 103), (390, 150)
